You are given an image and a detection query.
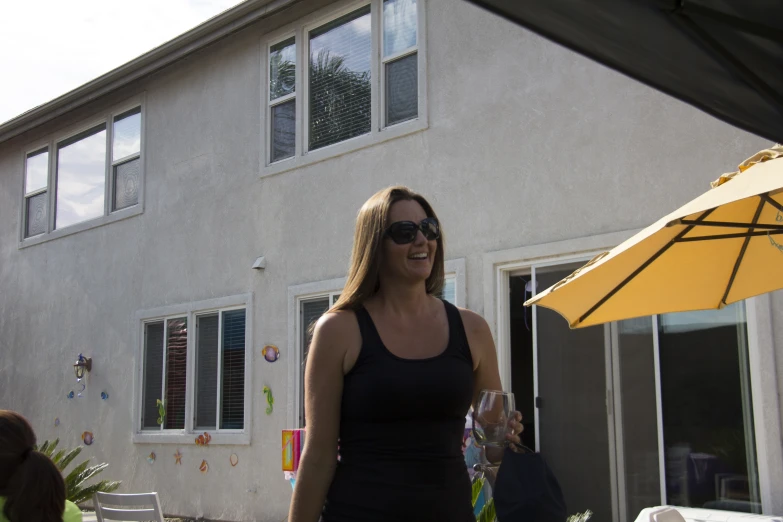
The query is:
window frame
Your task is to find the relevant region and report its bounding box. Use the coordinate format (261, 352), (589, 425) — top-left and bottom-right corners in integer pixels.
(18, 96), (146, 248)
(287, 259), (464, 428)
(133, 293), (253, 445)
(261, 0), (428, 178)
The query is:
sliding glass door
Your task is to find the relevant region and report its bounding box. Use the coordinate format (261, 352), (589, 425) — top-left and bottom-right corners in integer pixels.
(523, 263), (761, 522)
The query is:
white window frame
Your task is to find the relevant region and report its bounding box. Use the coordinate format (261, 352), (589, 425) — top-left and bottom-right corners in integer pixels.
(261, 0), (428, 178)
(133, 293), (253, 445)
(286, 259), (465, 428)
(482, 230), (783, 516)
(18, 95), (146, 248)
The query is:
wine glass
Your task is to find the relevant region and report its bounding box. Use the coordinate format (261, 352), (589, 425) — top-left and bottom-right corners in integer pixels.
(472, 389), (515, 448)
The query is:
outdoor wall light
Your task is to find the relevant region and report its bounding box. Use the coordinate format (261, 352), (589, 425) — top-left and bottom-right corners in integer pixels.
(73, 354), (92, 379)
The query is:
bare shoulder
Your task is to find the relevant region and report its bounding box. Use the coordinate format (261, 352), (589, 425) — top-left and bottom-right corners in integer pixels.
(310, 309), (362, 373)
(456, 307), (492, 337)
(314, 309), (357, 339)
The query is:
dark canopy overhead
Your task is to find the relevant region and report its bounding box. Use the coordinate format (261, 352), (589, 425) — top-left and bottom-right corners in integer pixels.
(465, 0), (783, 143)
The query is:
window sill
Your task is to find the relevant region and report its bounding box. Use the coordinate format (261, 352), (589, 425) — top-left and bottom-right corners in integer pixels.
(132, 431), (250, 445)
(261, 117), (428, 178)
(19, 204), (143, 249)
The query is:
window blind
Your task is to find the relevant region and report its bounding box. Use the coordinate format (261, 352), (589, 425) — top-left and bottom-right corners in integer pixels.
(165, 318), (188, 430)
(309, 6), (372, 151)
(195, 314), (219, 429)
(221, 309), (246, 429)
(142, 322), (164, 429)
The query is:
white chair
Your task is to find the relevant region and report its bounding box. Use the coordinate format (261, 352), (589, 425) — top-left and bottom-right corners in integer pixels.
(93, 492), (164, 522)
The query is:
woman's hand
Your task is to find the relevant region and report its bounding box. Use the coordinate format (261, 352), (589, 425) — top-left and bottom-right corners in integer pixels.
(505, 411), (524, 452)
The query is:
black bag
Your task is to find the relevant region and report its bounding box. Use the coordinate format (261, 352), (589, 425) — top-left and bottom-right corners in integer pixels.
(493, 445), (567, 522)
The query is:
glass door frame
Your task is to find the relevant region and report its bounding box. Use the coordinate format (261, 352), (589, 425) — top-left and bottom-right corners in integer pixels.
(488, 238), (782, 518)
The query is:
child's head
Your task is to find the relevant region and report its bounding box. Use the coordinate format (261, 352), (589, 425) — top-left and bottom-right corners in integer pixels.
(0, 410), (66, 522)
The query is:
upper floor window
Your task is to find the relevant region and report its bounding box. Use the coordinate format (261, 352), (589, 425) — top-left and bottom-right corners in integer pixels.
(21, 103), (143, 243)
(264, 0), (426, 174)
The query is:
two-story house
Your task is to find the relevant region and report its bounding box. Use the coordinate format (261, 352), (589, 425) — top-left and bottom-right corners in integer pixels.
(1, 0), (781, 520)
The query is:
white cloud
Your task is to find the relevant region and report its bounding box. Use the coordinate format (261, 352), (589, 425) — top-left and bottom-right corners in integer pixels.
(0, 0), (244, 124)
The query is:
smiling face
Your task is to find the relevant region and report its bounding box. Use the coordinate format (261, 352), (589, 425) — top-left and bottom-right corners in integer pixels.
(380, 199), (438, 285)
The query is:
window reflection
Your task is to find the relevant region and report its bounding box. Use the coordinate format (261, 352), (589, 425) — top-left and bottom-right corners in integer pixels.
(56, 126), (106, 229)
(659, 303), (760, 513)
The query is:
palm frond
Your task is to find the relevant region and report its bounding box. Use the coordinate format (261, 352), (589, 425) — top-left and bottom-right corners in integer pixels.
(471, 476), (485, 508)
(58, 446), (82, 472)
(477, 498), (496, 522)
(33, 440), (121, 503)
(69, 480), (121, 505)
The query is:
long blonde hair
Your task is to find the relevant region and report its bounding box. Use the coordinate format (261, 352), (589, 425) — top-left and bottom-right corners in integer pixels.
(331, 186), (445, 312)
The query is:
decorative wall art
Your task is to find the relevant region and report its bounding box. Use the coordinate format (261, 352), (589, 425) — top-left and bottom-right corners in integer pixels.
(195, 432), (212, 446)
(54, 417), (60, 427)
(82, 431), (94, 446)
(199, 460), (209, 474)
(262, 344), (280, 363)
(230, 453), (239, 467)
(101, 391), (109, 400)
(147, 452), (156, 464)
(67, 391), (74, 399)
(282, 429), (305, 472)
(174, 449), (183, 465)
(263, 386), (274, 415)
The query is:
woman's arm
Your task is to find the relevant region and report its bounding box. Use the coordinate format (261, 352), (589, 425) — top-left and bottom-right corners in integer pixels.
(288, 312), (356, 522)
(460, 308), (524, 463)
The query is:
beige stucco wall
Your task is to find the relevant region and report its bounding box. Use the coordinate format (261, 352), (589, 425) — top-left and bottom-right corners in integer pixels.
(0, 0), (778, 519)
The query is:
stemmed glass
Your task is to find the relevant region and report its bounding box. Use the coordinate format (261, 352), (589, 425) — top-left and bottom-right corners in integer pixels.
(472, 389), (515, 448)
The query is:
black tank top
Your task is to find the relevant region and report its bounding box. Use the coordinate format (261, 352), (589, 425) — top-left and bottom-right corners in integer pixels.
(322, 299), (475, 522)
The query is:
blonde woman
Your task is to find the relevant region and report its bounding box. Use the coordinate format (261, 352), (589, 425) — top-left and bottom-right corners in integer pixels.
(289, 187), (523, 522)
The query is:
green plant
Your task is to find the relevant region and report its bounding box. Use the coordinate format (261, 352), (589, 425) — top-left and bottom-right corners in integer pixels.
(567, 510), (593, 522)
(34, 438), (121, 504)
(156, 399), (166, 425)
(471, 475), (496, 522)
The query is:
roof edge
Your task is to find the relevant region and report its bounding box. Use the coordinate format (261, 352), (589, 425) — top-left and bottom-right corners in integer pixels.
(0, 0), (299, 144)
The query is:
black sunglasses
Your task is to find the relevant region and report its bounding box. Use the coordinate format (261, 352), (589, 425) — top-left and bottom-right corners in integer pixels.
(384, 217), (440, 245)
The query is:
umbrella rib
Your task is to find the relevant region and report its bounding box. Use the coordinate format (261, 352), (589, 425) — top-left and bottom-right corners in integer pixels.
(760, 193), (783, 213)
(669, 13), (783, 112)
(677, 219), (783, 230)
(675, 230), (783, 242)
(577, 207), (716, 326)
(678, 3), (783, 43)
(719, 198), (766, 306)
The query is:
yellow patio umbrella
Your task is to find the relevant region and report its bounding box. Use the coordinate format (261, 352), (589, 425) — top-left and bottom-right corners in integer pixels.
(524, 145), (783, 328)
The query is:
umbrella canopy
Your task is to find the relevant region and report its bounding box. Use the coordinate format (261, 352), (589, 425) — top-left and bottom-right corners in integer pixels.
(524, 146), (783, 328)
(465, 0), (783, 143)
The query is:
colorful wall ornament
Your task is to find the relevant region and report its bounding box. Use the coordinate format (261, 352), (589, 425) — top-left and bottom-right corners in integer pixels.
(282, 429), (305, 472)
(82, 431), (94, 446)
(262, 344), (280, 363)
(263, 386), (274, 415)
(174, 449), (183, 465)
(199, 460), (209, 474)
(195, 432), (212, 446)
(230, 453), (239, 467)
(147, 452), (156, 464)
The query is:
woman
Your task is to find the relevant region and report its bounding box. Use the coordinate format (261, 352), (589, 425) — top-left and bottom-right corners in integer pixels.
(289, 186), (523, 522)
(0, 410), (82, 522)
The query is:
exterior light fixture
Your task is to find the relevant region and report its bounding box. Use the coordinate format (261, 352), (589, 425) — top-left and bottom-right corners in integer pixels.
(73, 354), (92, 379)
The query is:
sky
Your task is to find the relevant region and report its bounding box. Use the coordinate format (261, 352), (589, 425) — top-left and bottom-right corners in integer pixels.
(0, 0), (245, 124)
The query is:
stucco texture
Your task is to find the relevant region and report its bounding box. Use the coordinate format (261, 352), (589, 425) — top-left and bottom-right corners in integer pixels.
(0, 0), (778, 519)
